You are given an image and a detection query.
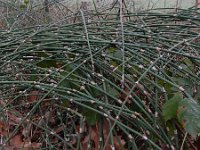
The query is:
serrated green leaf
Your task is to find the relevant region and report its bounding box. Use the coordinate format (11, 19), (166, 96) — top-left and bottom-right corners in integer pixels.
(177, 98), (200, 138)
(162, 93), (183, 122)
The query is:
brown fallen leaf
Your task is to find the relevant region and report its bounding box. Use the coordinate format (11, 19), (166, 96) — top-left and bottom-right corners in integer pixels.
(81, 135), (89, 150)
(28, 91), (39, 103)
(0, 99), (6, 106)
(81, 126), (99, 150)
(91, 126), (99, 150)
(0, 121), (8, 136)
(10, 134), (23, 147)
(81, 119), (126, 150)
(6, 134), (41, 150)
(114, 136), (126, 150)
(3, 143), (41, 150)
(22, 142), (42, 150)
(0, 121), (6, 129)
(118, 88), (132, 104)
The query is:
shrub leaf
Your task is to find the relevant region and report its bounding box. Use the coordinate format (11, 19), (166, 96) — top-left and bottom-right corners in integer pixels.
(177, 98), (200, 138)
(162, 93), (182, 122)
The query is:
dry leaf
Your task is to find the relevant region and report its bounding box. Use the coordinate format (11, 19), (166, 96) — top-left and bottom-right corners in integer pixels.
(0, 121), (8, 136)
(28, 91), (39, 103)
(81, 120), (126, 150)
(8, 134), (41, 150)
(91, 126), (99, 150)
(10, 134), (23, 147)
(23, 142), (42, 150)
(0, 99), (6, 106)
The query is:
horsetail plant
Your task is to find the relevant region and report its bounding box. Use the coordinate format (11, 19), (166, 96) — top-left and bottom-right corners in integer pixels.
(0, 7), (200, 150)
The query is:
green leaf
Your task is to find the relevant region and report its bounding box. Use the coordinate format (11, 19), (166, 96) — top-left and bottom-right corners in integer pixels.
(173, 77), (191, 86)
(36, 59), (63, 68)
(87, 85), (104, 98)
(107, 46), (117, 53)
(37, 51), (49, 58)
(107, 87), (119, 97)
(20, 4), (26, 9)
(24, 0), (29, 5)
(166, 121), (175, 135)
(29, 70), (38, 81)
(158, 79), (177, 94)
(62, 100), (70, 107)
(113, 50), (123, 60)
(162, 93), (183, 122)
(83, 107), (98, 126)
(110, 60), (118, 67)
(183, 58), (193, 66)
(195, 90), (200, 103)
(177, 98), (200, 138)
